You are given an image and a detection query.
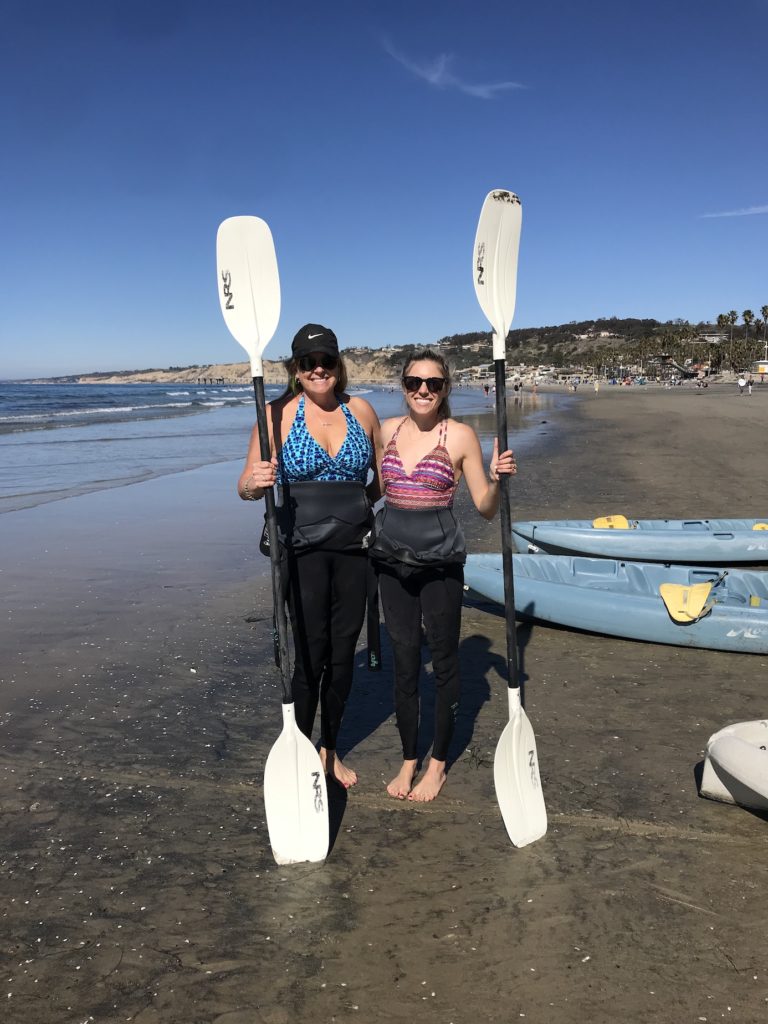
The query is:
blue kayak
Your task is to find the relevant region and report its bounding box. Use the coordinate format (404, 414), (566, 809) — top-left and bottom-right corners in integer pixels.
(464, 553), (768, 653)
(511, 518), (768, 564)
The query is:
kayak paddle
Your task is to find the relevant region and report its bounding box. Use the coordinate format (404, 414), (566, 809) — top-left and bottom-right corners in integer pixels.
(473, 190), (547, 847)
(216, 216), (329, 865)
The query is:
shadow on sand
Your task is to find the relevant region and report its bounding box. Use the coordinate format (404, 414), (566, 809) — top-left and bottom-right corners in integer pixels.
(338, 595), (536, 779)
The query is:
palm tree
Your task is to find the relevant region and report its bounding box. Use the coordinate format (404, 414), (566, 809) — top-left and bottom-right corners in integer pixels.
(716, 314), (728, 364)
(728, 311), (738, 368)
(762, 304), (768, 357)
(743, 309), (755, 345)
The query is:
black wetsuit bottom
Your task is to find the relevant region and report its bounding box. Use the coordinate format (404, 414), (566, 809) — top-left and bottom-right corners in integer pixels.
(282, 548), (368, 750)
(378, 565), (463, 761)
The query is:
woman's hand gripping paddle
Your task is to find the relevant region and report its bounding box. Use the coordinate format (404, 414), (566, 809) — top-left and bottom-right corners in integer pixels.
(473, 191), (547, 848)
(216, 216), (329, 865)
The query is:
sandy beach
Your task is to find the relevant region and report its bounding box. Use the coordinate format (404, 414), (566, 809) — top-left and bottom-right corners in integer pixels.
(2, 383), (768, 1024)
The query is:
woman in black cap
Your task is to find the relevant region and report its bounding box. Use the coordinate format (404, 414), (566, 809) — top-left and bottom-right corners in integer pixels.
(238, 324), (381, 788)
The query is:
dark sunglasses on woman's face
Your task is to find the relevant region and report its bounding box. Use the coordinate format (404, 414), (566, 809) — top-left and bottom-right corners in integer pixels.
(298, 354), (339, 372)
(403, 375), (446, 394)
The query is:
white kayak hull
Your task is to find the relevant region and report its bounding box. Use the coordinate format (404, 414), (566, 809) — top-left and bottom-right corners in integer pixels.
(700, 721), (768, 811)
(512, 518), (768, 564)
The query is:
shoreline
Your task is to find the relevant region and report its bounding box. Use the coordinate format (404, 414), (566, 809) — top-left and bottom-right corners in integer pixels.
(2, 386), (768, 1023)
(0, 384), (569, 516)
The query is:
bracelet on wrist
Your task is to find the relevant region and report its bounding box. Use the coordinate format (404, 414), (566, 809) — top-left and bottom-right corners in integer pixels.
(241, 475), (259, 500)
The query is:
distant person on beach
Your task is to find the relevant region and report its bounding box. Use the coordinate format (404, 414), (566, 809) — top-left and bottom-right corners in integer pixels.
(748, 376), (753, 396)
(738, 376), (747, 396)
(594, 379), (599, 394)
(237, 324), (382, 789)
(369, 349), (516, 802)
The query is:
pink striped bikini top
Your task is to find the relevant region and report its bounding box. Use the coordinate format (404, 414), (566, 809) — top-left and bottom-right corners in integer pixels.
(382, 417), (458, 510)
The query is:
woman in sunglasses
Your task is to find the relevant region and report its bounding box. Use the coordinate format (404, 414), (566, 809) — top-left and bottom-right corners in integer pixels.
(238, 324), (382, 789)
(370, 348), (515, 802)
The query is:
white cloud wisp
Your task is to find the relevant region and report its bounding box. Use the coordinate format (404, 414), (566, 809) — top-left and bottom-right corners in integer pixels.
(700, 205), (768, 219)
(382, 38), (524, 100)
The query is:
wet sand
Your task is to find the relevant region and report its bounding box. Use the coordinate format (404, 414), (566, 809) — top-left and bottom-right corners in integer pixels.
(2, 383), (768, 1023)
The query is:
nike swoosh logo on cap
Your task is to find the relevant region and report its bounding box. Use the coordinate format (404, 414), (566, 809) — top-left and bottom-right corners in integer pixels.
(307, 332), (324, 340)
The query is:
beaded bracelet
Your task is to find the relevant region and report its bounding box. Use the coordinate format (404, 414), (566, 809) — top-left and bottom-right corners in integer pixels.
(241, 475), (260, 500)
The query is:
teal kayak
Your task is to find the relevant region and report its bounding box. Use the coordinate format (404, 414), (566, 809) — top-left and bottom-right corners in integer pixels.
(464, 553), (768, 653)
(511, 517), (768, 564)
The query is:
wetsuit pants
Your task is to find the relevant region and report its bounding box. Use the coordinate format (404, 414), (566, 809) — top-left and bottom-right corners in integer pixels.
(282, 548), (368, 750)
(378, 566), (464, 762)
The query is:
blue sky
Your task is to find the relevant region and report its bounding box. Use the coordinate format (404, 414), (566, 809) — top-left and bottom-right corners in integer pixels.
(2, 0), (767, 377)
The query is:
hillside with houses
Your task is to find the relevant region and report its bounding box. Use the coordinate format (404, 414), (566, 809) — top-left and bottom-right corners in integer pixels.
(36, 313), (768, 385)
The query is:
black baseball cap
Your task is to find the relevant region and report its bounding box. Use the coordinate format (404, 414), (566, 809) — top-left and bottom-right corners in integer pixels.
(291, 324), (339, 359)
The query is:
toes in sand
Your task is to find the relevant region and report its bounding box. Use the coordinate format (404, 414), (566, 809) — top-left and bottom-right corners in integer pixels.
(321, 749), (358, 789)
(408, 761), (446, 802)
(386, 759), (418, 799)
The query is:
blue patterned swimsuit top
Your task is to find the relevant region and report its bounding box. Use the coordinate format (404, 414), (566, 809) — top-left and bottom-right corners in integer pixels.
(278, 395), (372, 483)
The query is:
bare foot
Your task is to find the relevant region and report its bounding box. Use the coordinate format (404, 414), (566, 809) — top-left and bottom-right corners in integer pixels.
(408, 759), (447, 802)
(386, 759), (418, 799)
(320, 748), (358, 789)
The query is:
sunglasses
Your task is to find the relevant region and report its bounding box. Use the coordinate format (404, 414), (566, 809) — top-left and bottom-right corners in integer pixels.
(298, 354), (339, 372)
(403, 375), (446, 394)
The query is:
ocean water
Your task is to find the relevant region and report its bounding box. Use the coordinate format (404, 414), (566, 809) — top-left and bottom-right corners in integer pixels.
(0, 380), (567, 515)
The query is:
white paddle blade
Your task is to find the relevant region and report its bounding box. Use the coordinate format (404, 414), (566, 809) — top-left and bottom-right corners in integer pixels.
(216, 216), (281, 377)
(494, 692), (546, 848)
(473, 190), (522, 360)
(263, 703), (329, 865)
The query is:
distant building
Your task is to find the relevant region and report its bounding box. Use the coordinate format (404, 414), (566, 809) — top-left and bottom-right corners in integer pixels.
(698, 333), (727, 344)
(573, 330), (623, 340)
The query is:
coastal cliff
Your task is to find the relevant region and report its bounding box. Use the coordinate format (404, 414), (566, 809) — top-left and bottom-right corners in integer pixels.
(72, 348), (400, 386)
(28, 315), (733, 385)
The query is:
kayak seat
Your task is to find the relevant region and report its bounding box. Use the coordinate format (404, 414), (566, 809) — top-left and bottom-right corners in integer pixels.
(659, 582), (714, 623)
(592, 514), (631, 530)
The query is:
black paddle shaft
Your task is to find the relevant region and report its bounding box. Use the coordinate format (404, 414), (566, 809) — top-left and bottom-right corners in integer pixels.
(494, 359), (521, 694)
(252, 376), (292, 702)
